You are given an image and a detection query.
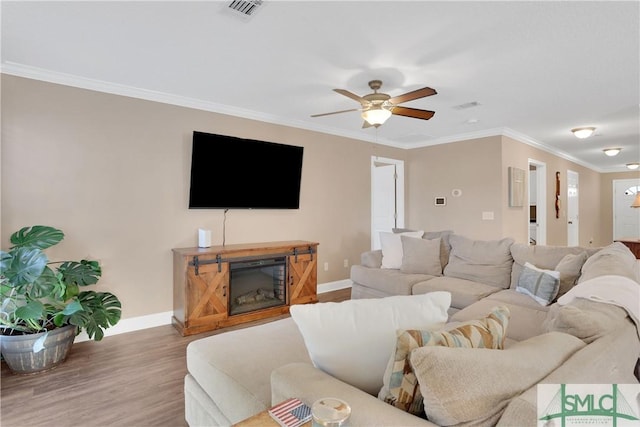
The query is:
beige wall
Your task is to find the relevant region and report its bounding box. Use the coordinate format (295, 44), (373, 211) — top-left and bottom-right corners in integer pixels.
(1, 75), (401, 319)
(600, 171), (640, 243)
(405, 135), (613, 247)
(405, 137), (504, 240)
(500, 136), (605, 247)
(2, 75), (630, 324)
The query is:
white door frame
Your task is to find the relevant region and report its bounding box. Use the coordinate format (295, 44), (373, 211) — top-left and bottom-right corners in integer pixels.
(613, 178), (640, 240)
(528, 159), (547, 245)
(371, 156), (405, 250)
(567, 170), (579, 246)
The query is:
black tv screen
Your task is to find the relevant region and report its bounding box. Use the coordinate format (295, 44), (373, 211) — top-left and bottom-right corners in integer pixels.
(188, 131), (304, 209)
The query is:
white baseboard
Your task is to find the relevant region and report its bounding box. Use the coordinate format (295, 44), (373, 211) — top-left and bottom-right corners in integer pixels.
(318, 279), (353, 293)
(75, 279), (352, 342)
(75, 310), (173, 343)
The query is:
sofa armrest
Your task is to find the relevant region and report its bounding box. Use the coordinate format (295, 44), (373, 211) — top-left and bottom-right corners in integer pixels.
(361, 249), (383, 268)
(271, 363), (434, 427)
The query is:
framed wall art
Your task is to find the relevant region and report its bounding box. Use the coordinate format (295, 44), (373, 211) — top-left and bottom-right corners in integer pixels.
(508, 167), (525, 207)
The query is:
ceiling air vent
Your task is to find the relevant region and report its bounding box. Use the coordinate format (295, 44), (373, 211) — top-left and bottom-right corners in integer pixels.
(227, 0), (263, 17)
(452, 101), (481, 110)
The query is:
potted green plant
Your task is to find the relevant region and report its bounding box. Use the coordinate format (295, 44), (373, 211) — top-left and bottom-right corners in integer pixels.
(0, 225), (122, 374)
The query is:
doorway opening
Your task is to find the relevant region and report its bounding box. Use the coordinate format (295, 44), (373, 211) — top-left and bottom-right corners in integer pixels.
(371, 156), (405, 250)
(528, 159), (547, 246)
(613, 178), (640, 240)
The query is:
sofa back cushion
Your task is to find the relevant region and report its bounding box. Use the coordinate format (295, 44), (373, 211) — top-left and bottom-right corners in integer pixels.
(579, 242), (638, 283)
(543, 298), (630, 343)
(509, 243), (597, 298)
(424, 230), (454, 269)
(444, 235), (514, 289)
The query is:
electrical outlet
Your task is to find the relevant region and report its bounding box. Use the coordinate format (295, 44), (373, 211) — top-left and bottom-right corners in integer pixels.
(482, 211), (494, 220)
(324, 262), (329, 271)
(343, 259), (349, 268)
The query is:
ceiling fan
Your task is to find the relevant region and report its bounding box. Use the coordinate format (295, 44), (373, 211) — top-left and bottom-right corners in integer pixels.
(311, 80), (437, 128)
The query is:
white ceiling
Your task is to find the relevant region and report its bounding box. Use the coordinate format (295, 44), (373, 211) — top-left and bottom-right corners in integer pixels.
(2, 1), (639, 172)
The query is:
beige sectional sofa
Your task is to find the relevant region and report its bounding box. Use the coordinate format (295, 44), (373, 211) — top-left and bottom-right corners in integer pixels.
(184, 233), (640, 427)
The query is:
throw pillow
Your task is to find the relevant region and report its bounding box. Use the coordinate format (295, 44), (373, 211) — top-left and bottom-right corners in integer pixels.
(289, 292), (451, 396)
(410, 332), (586, 426)
(554, 251), (588, 299)
(400, 236), (442, 276)
(380, 230), (425, 269)
(378, 306), (510, 416)
(392, 229), (453, 269)
(515, 262), (560, 306)
(444, 234), (514, 288)
(423, 230), (454, 269)
(543, 298), (629, 343)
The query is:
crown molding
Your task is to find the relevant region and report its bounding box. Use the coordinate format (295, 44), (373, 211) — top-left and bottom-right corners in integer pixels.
(0, 62), (606, 172)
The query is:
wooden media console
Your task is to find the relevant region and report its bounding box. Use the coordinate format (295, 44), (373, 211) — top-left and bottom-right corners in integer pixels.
(172, 240), (318, 336)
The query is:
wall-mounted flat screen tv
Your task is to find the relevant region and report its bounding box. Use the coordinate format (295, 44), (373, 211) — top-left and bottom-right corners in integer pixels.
(188, 131), (304, 209)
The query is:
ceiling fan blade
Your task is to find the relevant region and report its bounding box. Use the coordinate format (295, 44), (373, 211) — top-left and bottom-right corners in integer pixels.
(310, 108), (360, 118)
(334, 89), (368, 104)
(391, 106), (435, 120)
(388, 87), (437, 105)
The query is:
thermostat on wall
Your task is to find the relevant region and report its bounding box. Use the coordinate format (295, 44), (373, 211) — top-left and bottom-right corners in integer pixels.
(435, 197), (446, 206)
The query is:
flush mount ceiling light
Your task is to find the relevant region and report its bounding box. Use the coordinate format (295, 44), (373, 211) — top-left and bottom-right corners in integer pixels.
(627, 163), (640, 170)
(571, 127), (596, 139)
(603, 148), (622, 156)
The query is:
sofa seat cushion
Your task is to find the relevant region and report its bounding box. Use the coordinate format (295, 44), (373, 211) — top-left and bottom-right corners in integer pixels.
(451, 290), (550, 341)
(350, 264), (435, 296)
(411, 276), (502, 309)
(444, 235), (514, 289)
(185, 317), (310, 424)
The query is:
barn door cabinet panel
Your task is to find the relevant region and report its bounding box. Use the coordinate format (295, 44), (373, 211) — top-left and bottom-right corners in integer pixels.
(289, 252), (318, 305)
(172, 241), (318, 336)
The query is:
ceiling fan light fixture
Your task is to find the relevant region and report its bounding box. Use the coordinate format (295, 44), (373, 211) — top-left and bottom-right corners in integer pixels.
(626, 163), (640, 170)
(362, 106), (392, 126)
(571, 127), (596, 139)
(603, 148), (621, 157)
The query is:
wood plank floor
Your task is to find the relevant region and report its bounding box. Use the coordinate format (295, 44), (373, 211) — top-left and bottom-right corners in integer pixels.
(0, 288), (351, 427)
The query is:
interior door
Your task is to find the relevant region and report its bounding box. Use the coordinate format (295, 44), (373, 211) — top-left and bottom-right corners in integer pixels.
(613, 179), (640, 240)
(567, 170), (579, 246)
(371, 157), (404, 250)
